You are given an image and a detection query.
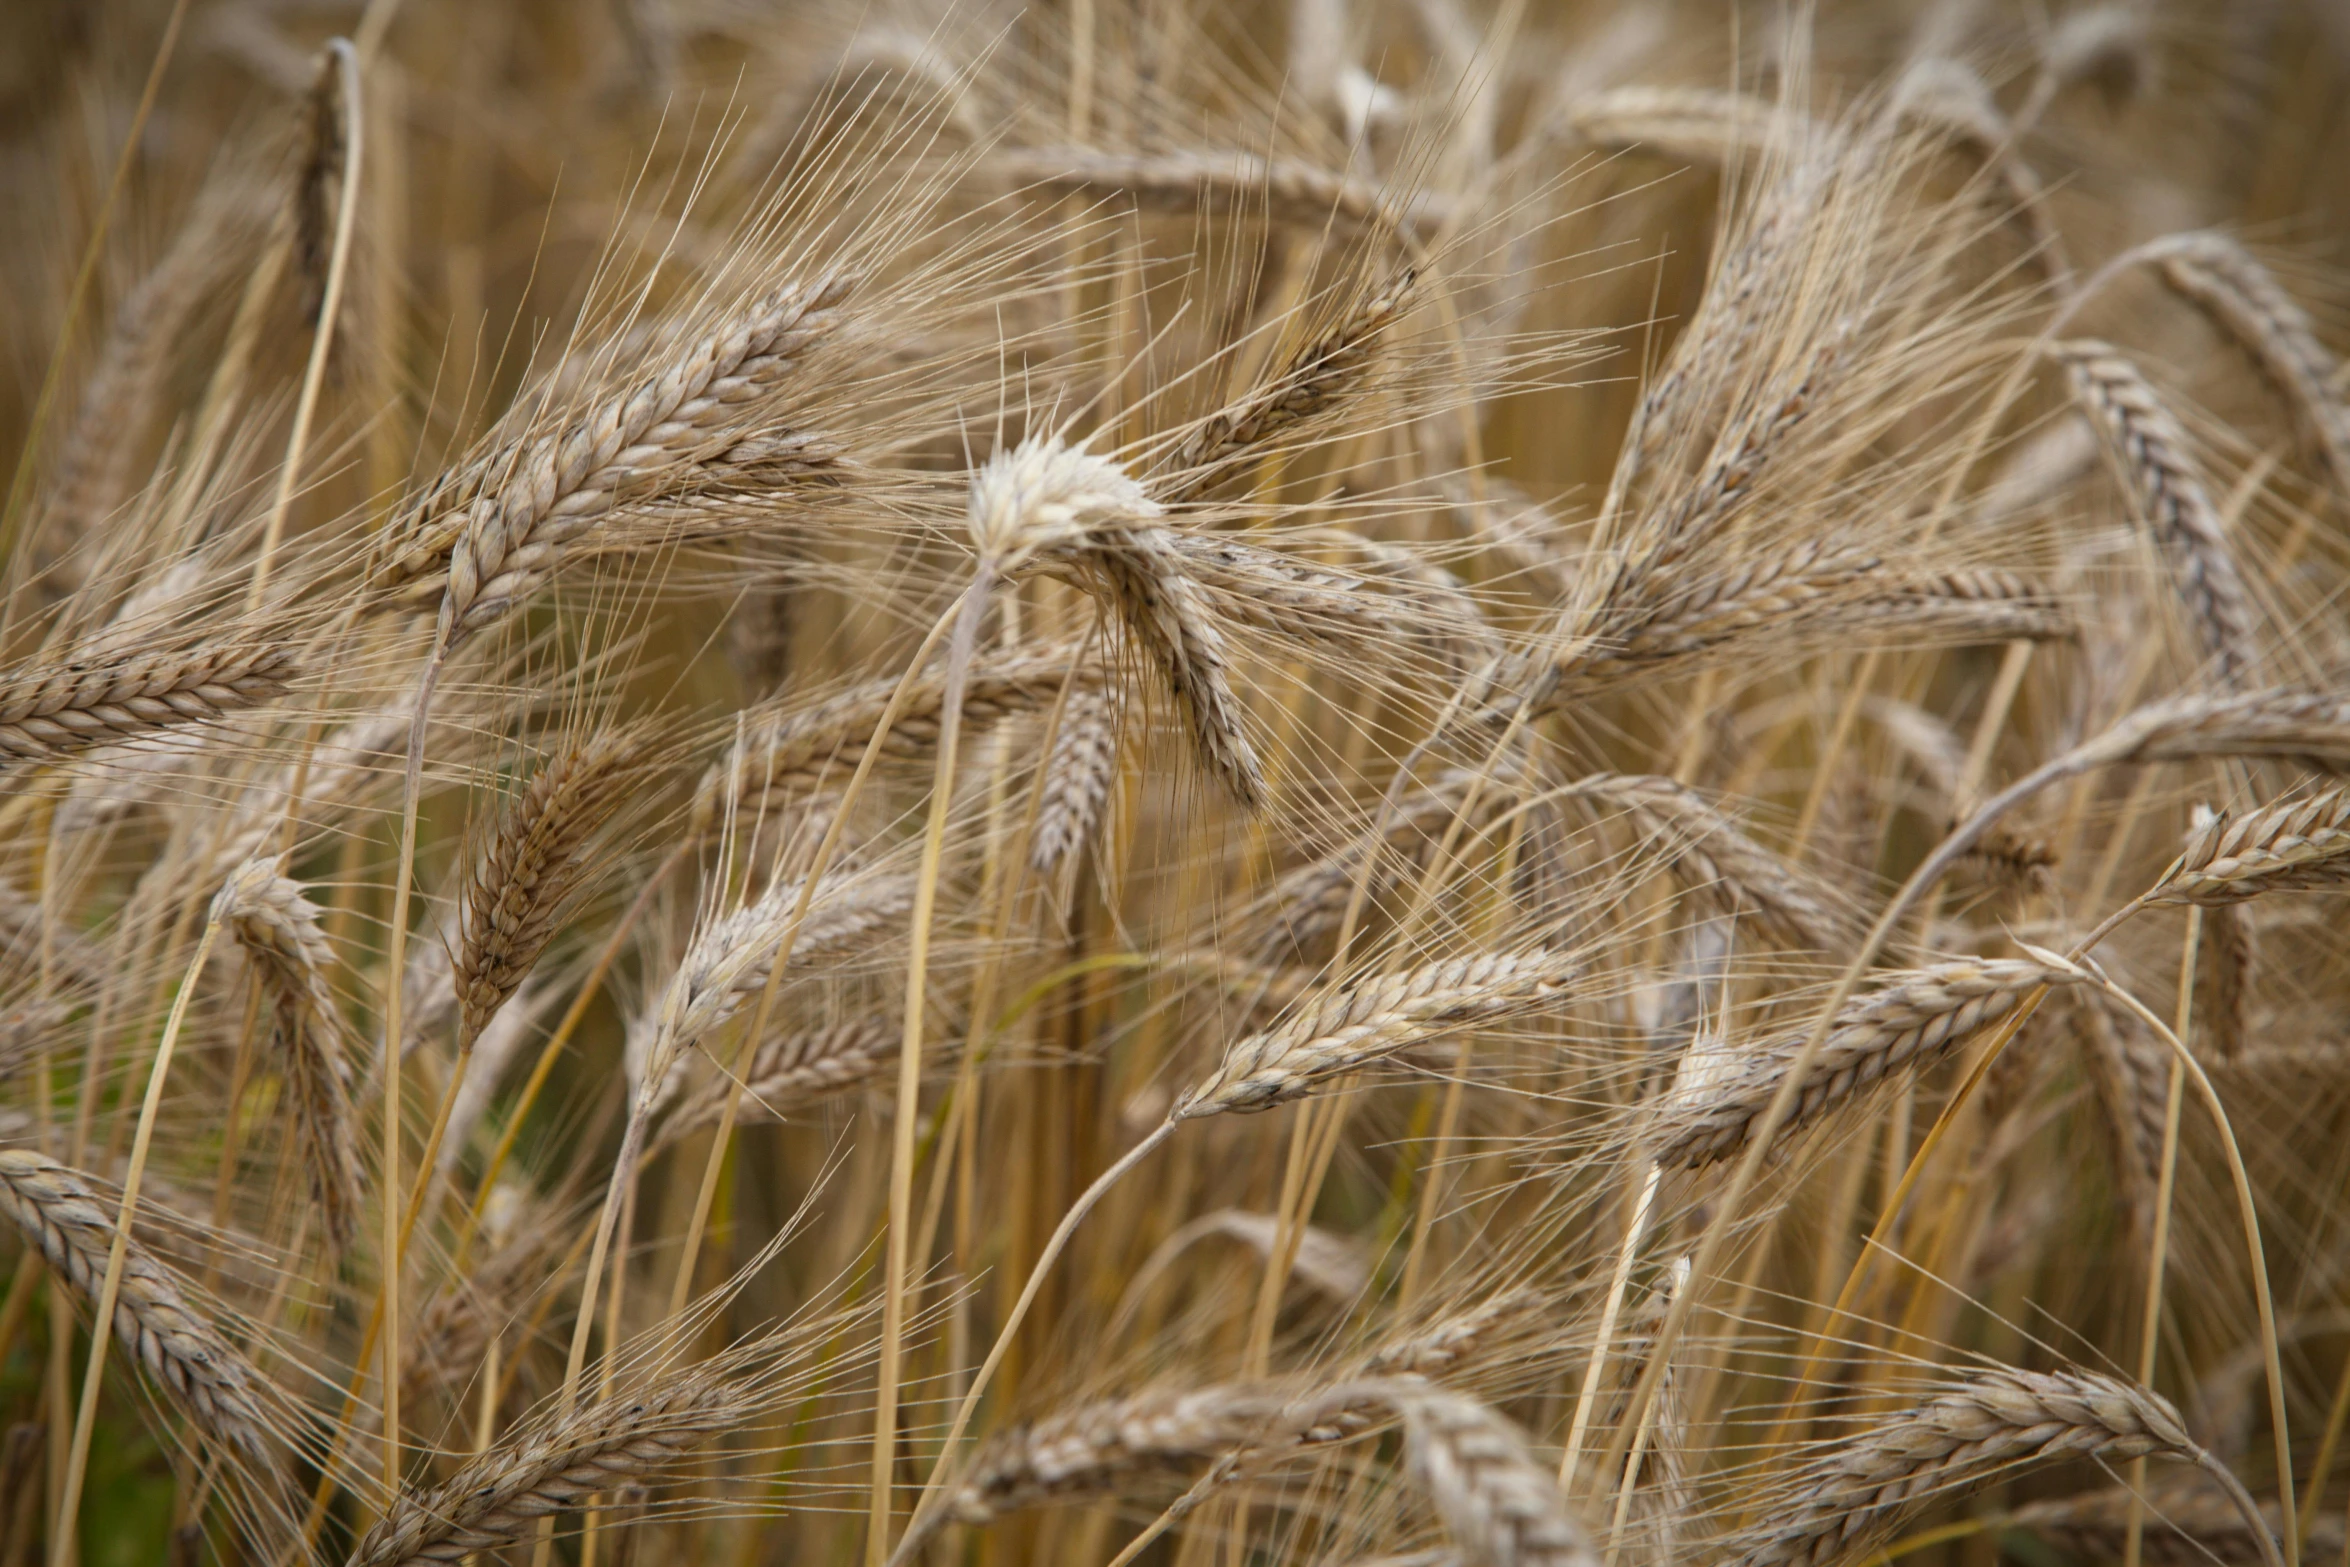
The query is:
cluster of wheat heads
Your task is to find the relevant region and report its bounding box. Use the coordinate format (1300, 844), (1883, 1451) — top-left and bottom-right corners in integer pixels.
(6, 1), (2350, 1564)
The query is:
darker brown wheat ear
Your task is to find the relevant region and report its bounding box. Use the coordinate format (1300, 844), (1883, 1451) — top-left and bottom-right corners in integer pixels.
(455, 728), (646, 1047)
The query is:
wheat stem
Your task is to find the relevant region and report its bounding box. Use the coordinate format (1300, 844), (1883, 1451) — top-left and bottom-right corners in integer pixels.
(51, 914), (220, 1567)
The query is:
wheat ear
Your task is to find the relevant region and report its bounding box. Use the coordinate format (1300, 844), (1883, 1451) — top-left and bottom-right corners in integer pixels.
(455, 731), (642, 1045)
(1029, 679), (1120, 875)
(2059, 340), (2258, 685)
(2150, 231), (2350, 499)
(2155, 785), (2350, 904)
(0, 1150), (276, 1465)
(386, 273), (852, 646)
(0, 639), (294, 766)
(1160, 269), (1417, 502)
(215, 856), (365, 1255)
(969, 437), (1262, 808)
(656, 1015), (903, 1146)
(1175, 948), (1582, 1117)
(697, 641), (1100, 828)
(1733, 1368), (2270, 1567)
(1578, 773), (1857, 952)
(347, 1353), (761, 1567)
(1656, 956), (2084, 1169)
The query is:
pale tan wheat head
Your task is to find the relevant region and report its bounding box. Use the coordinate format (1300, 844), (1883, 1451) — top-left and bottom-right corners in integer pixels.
(1732, 1368), (2218, 1567)
(2059, 340), (2258, 686)
(1656, 956), (2081, 1168)
(1176, 948), (1583, 1118)
(2156, 785), (2350, 904)
(0, 638), (295, 767)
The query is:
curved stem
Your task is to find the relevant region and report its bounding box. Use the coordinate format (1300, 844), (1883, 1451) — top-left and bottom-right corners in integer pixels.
(2126, 909), (2202, 1567)
(2082, 962), (2298, 1567)
(51, 916), (221, 1567)
(893, 1119), (1177, 1565)
(870, 576), (991, 1565)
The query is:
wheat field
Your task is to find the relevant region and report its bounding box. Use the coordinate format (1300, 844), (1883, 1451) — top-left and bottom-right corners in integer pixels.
(4, 2), (2350, 1565)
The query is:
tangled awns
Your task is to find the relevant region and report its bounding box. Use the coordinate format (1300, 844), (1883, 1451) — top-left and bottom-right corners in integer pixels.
(8, 0), (2350, 1564)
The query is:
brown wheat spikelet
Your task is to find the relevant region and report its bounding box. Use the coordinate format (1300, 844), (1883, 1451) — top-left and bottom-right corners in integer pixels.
(0, 1150), (277, 1464)
(455, 729), (645, 1045)
(1380, 1385), (1601, 1567)
(213, 856), (364, 1254)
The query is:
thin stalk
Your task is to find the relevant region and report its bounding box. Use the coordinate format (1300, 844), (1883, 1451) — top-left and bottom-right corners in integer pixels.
(2083, 962), (2298, 1567)
(1561, 1162), (1664, 1492)
(51, 917), (222, 1567)
(895, 1119), (1177, 1564)
(2124, 907), (2201, 1567)
(870, 577), (991, 1566)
